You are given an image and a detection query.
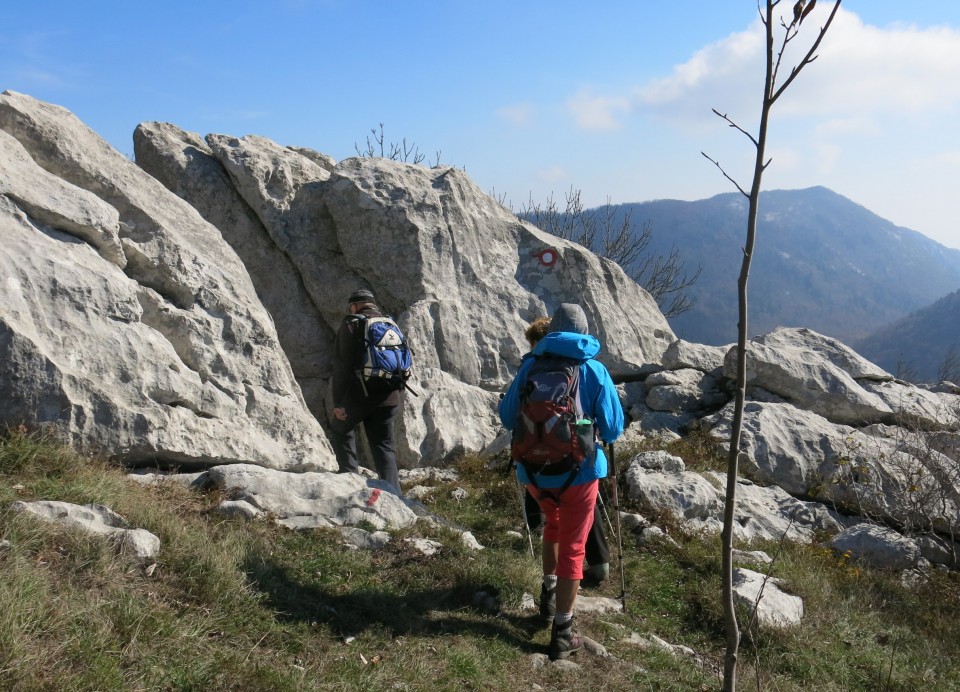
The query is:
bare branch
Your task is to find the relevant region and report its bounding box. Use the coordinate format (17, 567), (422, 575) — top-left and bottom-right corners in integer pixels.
(702, 152), (750, 198)
(771, 0), (842, 103)
(354, 123), (434, 166)
(711, 109), (760, 148)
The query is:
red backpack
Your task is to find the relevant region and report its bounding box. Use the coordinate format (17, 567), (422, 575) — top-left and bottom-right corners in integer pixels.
(510, 355), (596, 479)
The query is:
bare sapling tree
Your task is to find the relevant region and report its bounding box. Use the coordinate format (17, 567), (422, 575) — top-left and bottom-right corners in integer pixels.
(355, 123), (443, 167)
(522, 187), (703, 317)
(938, 344), (960, 384)
(701, 1), (842, 689)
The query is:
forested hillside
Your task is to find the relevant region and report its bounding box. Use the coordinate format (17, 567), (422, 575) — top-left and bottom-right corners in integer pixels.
(604, 187), (960, 346)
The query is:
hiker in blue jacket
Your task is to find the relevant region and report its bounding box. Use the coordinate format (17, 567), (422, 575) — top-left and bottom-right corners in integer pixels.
(520, 317), (611, 587)
(499, 303), (624, 660)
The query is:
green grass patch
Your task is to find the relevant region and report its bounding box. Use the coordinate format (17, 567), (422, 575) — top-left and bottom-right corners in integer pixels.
(0, 427), (957, 690)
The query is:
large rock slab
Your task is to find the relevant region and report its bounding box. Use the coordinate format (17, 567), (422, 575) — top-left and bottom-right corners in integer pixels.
(623, 452), (847, 542)
(0, 90), (333, 470)
(202, 464), (417, 530)
(662, 339), (728, 374)
(136, 125), (675, 466)
(132, 122), (334, 418)
(724, 327), (894, 426)
(710, 401), (960, 534)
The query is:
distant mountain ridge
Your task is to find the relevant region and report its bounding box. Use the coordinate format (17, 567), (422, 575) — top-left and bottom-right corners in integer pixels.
(853, 289), (960, 383)
(608, 187), (960, 346)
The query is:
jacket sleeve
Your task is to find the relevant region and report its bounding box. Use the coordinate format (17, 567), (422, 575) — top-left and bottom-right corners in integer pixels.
(332, 316), (361, 405)
(587, 361), (624, 444)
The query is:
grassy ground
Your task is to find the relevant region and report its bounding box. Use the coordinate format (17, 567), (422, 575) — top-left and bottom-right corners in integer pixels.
(1, 427), (959, 691)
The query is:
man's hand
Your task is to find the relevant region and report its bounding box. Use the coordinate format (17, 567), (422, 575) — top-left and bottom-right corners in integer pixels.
(333, 407), (348, 421)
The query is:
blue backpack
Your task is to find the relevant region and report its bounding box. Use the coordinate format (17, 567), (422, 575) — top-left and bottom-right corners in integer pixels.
(356, 315), (413, 394)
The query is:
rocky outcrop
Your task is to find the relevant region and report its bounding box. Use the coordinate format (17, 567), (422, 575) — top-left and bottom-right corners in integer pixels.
(134, 121), (675, 467)
(4, 93), (960, 572)
(1, 93), (674, 473)
(724, 327), (894, 426)
(624, 451), (849, 543)
(632, 327), (960, 569)
(0, 91), (333, 471)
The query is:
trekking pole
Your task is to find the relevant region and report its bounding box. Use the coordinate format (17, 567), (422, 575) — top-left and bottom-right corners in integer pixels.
(515, 475), (537, 561)
(607, 442), (627, 611)
(595, 483), (617, 539)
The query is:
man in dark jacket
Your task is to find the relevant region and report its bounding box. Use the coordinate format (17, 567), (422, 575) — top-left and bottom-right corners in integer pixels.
(330, 288), (402, 494)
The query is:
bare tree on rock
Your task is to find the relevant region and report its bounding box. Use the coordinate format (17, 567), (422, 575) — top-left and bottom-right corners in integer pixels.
(522, 187), (702, 318)
(701, 2), (842, 688)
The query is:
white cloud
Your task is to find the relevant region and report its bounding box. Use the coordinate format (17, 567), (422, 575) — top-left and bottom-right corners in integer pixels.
(634, 8), (960, 125)
(536, 165), (569, 184)
(553, 6), (960, 247)
(814, 116), (881, 137)
(496, 102), (534, 127)
(813, 143), (842, 175)
(639, 23), (762, 123)
(567, 88), (630, 131)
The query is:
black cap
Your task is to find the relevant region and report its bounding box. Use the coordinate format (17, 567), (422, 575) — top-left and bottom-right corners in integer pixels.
(348, 288), (375, 304)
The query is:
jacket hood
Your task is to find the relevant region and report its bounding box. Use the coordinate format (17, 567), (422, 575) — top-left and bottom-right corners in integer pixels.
(532, 331), (600, 361)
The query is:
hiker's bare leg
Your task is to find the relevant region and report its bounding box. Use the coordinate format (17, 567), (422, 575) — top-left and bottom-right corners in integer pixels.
(542, 540), (559, 575)
(556, 578), (579, 614)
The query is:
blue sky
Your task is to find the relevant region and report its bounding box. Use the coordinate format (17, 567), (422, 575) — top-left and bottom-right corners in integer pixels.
(3, 1), (960, 250)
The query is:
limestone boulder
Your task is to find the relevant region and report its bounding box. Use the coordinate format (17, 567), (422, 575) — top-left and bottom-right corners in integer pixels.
(724, 327), (893, 426)
(860, 379), (960, 431)
(0, 91), (334, 471)
(732, 568), (804, 628)
(710, 401), (960, 534)
(644, 368), (727, 413)
(11, 500), (160, 560)
(136, 126), (675, 467)
(202, 463), (417, 530)
(662, 339), (728, 374)
(826, 523), (921, 570)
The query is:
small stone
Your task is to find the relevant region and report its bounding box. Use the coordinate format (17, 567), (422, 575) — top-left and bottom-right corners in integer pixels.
(551, 659), (581, 671)
(582, 636), (609, 657)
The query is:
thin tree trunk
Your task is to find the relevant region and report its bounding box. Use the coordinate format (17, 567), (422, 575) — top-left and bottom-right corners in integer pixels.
(721, 3), (776, 689)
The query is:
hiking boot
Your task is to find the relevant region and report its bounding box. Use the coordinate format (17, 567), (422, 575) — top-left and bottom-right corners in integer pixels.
(581, 562), (609, 588)
(548, 618), (584, 660)
(539, 583), (556, 625)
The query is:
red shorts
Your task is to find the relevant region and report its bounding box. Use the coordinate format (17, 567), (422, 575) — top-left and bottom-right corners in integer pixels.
(527, 480), (599, 580)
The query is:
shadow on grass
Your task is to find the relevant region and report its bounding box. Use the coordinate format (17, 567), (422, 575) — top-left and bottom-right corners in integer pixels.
(244, 556), (544, 653)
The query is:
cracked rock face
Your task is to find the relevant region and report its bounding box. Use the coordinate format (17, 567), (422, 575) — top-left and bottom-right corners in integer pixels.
(0, 92), (677, 472)
(0, 90), (334, 470)
(134, 120), (676, 466)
